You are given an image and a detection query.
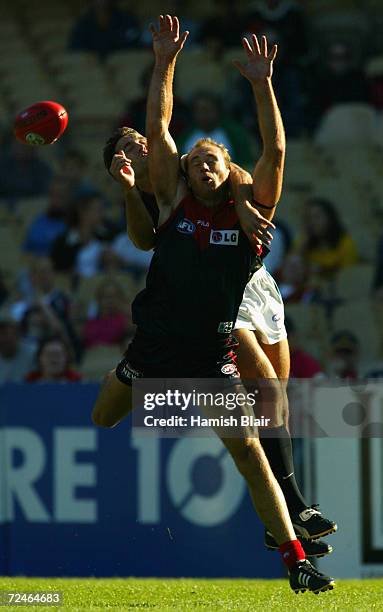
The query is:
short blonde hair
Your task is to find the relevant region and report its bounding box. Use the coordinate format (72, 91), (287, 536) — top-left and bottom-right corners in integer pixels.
(186, 138), (231, 170)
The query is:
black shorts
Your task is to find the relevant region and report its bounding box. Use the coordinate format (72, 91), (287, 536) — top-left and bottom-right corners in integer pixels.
(116, 328), (240, 386)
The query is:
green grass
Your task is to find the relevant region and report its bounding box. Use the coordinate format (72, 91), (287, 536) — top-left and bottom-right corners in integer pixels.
(0, 578), (381, 611)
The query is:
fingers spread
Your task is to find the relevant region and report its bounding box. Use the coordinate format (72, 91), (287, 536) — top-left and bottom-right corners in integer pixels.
(269, 44), (278, 61)
(242, 37), (253, 56)
(173, 15), (179, 37)
(251, 34), (261, 55)
(261, 35), (267, 56)
(180, 30), (189, 48)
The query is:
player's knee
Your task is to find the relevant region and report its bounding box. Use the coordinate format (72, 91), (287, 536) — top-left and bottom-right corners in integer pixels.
(256, 378), (284, 426)
(232, 438), (262, 478)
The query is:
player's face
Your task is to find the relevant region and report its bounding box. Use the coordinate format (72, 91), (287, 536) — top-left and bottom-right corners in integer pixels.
(115, 133), (148, 178)
(187, 145), (230, 198)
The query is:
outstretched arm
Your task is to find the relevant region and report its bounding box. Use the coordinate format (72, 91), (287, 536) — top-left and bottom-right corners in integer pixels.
(110, 150), (155, 251)
(146, 15), (188, 207)
(234, 35), (285, 221)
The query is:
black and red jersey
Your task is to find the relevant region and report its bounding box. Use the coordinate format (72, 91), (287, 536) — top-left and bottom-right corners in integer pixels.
(132, 193), (261, 343)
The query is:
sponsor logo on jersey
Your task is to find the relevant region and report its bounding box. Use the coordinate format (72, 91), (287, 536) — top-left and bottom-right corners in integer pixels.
(221, 363), (238, 376)
(218, 321), (234, 333)
(177, 218), (196, 234)
(197, 219), (210, 228)
(272, 313), (281, 322)
(210, 230), (239, 246)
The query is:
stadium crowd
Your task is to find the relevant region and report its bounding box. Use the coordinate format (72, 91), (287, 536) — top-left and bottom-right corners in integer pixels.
(1, 0), (383, 382)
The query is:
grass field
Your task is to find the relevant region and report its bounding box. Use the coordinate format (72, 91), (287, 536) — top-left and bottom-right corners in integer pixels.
(0, 578), (382, 611)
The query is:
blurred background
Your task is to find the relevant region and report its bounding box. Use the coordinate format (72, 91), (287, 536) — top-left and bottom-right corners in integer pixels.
(0, 0), (383, 581)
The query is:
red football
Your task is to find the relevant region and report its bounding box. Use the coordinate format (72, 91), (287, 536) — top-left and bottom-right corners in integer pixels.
(14, 100), (69, 145)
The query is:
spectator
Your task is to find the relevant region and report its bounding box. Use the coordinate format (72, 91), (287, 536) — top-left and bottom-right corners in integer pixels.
(177, 91), (254, 167)
(68, 0), (140, 59)
(242, 0), (308, 67)
(308, 42), (369, 131)
(20, 303), (67, 352)
(23, 177), (71, 257)
(285, 316), (322, 379)
(0, 136), (52, 202)
(50, 192), (114, 278)
(0, 312), (36, 383)
(25, 336), (81, 383)
(110, 233), (153, 281)
(11, 258), (82, 361)
(327, 330), (360, 380)
(296, 198), (359, 279)
(83, 279), (133, 348)
(117, 64), (191, 140)
(279, 253), (314, 303)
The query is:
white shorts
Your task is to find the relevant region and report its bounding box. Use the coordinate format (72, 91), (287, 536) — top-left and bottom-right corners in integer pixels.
(235, 265), (287, 345)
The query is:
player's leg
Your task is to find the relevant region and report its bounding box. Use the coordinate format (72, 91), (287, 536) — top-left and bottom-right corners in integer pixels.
(210, 394), (335, 593)
(259, 338), (337, 540)
(92, 368), (133, 428)
(221, 432), (295, 545)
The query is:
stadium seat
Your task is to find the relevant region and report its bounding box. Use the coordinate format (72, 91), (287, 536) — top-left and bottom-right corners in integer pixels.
(176, 50), (227, 97)
(285, 303), (328, 361)
(315, 104), (378, 146)
(331, 299), (380, 362)
(107, 50), (154, 103)
(81, 345), (123, 381)
(335, 264), (374, 300)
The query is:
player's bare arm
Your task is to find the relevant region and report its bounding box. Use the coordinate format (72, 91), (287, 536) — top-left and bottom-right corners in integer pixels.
(234, 35), (285, 220)
(110, 150), (155, 250)
(146, 15), (189, 212)
(229, 162), (275, 247)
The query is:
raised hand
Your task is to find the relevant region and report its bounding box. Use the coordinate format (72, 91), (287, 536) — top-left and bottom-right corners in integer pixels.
(110, 151), (135, 189)
(149, 14), (189, 61)
(233, 35), (277, 84)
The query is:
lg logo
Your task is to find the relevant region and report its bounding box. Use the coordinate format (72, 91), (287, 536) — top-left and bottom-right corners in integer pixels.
(210, 230), (239, 246)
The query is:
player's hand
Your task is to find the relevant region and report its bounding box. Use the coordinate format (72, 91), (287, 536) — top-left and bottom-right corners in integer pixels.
(233, 35), (277, 84)
(236, 200), (275, 247)
(110, 151), (135, 189)
(149, 14), (189, 61)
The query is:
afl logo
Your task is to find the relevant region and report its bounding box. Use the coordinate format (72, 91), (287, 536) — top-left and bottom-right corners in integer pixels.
(221, 363), (238, 376)
(272, 314), (281, 322)
(177, 218), (196, 234)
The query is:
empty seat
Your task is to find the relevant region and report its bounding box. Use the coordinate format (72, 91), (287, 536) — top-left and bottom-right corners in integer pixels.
(335, 264), (374, 300)
(331, 299), (380, 362)
(315, 104), (378, 146)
